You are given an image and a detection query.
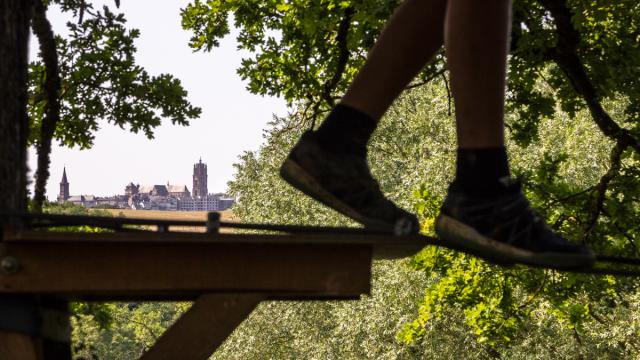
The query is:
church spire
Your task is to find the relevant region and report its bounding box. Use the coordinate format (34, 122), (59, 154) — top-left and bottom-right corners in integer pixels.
(58, 166), (70, 202)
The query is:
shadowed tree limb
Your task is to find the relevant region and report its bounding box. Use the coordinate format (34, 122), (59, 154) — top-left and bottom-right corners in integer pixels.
(320, 7), (353, 108)
(539, 0), (640, 154)
(405, 67), (447, 90)
(308, 7), (353, 129)
(535, 0), (640, 245)
(31, 0), (61, 213)
(583, 142), (624, 241)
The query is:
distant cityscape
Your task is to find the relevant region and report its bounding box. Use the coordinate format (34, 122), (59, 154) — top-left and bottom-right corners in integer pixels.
(56, 158), (234, 211)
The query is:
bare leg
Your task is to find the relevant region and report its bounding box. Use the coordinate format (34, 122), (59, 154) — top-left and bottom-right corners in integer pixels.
(435, 0), (593, 267)
(445, 0), (512, 148)
(341, 0), (447, 121)
(282, 0), (449, 233)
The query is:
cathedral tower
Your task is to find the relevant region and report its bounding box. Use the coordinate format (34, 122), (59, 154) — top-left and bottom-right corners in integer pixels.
(57, 167), (70, 202)
(192, 158), (208, 198)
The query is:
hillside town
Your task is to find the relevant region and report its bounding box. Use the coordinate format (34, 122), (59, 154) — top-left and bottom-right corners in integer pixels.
(56, 159), (234, 211)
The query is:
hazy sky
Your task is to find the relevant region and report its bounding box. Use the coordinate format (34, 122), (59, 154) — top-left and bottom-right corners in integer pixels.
(28, 0), (287, 199)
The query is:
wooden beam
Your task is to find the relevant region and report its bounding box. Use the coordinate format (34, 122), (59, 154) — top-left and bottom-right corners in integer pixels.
(4, 229), (430, 252)
(3, 229), (430, 259)
(0, 231), (374, 300)
(140, 294), (262, 360)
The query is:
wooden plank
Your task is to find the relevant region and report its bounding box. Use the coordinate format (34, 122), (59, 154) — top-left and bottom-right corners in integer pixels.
(140, 294), (262, 360)
(5, 229), (431, 259)
(5, 229), (429, 246)
(0, 239), (372, 300)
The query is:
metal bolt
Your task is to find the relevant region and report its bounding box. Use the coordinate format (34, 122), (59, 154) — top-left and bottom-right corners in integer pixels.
(1, 256), (19, 275)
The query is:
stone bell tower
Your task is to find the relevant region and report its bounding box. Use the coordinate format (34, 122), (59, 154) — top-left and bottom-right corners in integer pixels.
(192, 158), (208, 199)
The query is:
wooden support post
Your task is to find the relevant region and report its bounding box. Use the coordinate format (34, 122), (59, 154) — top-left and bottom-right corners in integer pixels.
(0, 296), (71, 360)
(0, 333), (40, 360)
(141, 294), (262, 360)
(206, 212), (220, 234)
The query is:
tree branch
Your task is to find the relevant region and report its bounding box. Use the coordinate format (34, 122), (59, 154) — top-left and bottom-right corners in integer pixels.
(320, 7), (354, 108)
(32, 0), (61, 213)
(583, 142), (624, 241)
(538, 0), (640, 154)
(440, 72), (452, 116)
(128, 319), (159, 342)
(601, 206), (639, 254)
(307, 7), (353, 129)
(405, 68), (447, 90)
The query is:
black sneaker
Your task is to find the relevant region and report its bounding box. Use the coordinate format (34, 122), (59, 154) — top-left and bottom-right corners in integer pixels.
(435, 178), (595, 269)
(280, 131), (419, 235)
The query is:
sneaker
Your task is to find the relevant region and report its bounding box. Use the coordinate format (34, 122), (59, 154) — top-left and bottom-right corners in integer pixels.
(280, 130), (419, 235)
(435, 178), (595, 269)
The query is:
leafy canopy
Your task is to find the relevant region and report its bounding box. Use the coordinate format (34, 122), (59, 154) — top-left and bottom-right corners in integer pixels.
(181, 0), (640, 146)
(29, 0), (202, 149)
(223, 81), (640, 355)
(180, 0), (640, 352)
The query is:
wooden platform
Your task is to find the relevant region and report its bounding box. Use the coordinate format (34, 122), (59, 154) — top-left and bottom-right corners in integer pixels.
(0, 228), (432, 359)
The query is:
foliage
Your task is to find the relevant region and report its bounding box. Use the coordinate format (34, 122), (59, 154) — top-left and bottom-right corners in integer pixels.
(181, 0), (446, 118)
(180, 1), (640, 354)
(213, 260), (453, 360)
(41, 200), (113, 232)
(223, 82), (640, 357)
(181, 0), (640, 145)
(71, 302), (190, 360)
(28, 0), (202, 149)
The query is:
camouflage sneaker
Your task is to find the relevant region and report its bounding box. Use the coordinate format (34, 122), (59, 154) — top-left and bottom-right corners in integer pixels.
(280, 130), (419, 235)
(435, 178), (595, 269)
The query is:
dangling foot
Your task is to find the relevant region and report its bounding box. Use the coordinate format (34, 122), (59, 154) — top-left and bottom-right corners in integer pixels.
(280, 130), (419, 235)
(435, 178), (595, 269)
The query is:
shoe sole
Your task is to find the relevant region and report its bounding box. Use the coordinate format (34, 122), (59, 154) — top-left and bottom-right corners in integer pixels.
(435, 215), (595, 269)
(280, 157), (400, 234)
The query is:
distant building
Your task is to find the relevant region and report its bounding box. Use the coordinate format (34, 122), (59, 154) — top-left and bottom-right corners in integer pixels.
(67, 195), (97, 208)
(135, 183), (189, 198)
(57, 168), (128, 209)
(178, 159), (233, 211)
(176, 193), (234, 211)
(57, 167), (70, 202)
(57, 158), (234, 211)
(192, 158), (207, 198)
(125, 182), (139, 197)
(167, 184), (190, 198)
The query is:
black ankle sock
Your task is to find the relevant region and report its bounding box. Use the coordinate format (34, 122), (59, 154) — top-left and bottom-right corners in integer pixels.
(454, 147), (511, 196)
(314, 104), (377, 157)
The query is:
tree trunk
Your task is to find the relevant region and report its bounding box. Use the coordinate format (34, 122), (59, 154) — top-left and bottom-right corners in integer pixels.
(0, 0), (31, 213)
(0, 2), (71, 359)
(0, 1), (36, 356)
